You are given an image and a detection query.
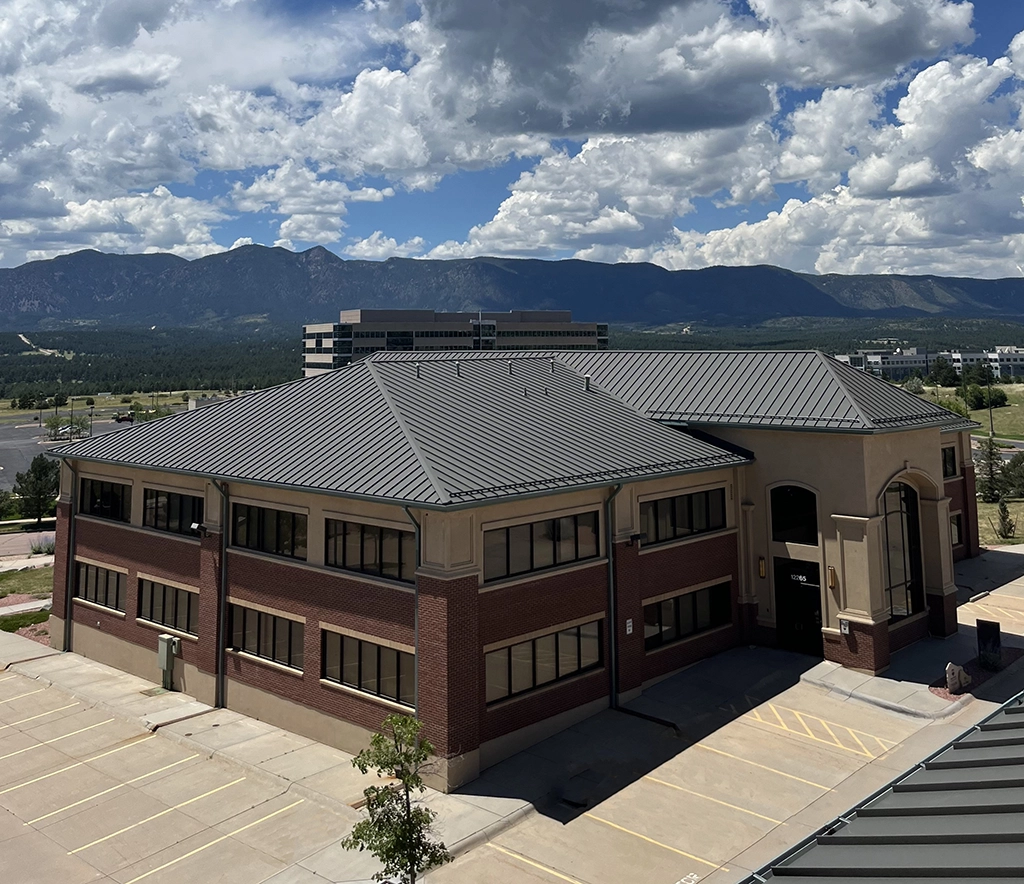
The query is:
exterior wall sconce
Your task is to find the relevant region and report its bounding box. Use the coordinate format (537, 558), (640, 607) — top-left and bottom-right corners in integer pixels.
(628, 533), (647, 547)
(828, 566), (838, 590)
(758, 556), (766, 579)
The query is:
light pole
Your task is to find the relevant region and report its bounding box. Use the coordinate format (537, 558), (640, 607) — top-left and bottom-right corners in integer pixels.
(89, 405), (94, 437)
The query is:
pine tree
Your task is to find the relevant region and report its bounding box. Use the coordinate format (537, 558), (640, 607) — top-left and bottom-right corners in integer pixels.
(976, 435), (1004, 504)
(13, 455), (60, 526)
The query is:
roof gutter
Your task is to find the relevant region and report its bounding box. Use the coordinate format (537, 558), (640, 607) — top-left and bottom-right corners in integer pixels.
(62, 462), (78, 654)
(605, 484), (623, 710)
(402, 505), (421, 723)
(212, 479), (229, 709)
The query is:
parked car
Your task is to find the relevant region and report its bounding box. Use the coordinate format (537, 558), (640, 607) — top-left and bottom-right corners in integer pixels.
(114, 412), (134, 423)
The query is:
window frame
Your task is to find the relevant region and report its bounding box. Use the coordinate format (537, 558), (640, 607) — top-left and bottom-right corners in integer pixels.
(231, 503), (308, 561)
(484, 620), (603, 705)
(643, 582), (733, 651)
(79, 478), (132, 524)
(950, 512), (963, 548)
(639, 488), (728, 547)
(324, 519), (416, 584)
(941, 446), (958, 479)
(143, 488), (204, 537)
(321, 631), (415, 706)
(883, 482), (925, 622)
(228, 604), (304, 670)
(482, 510), (600, 583)
(769, 485), (819, 546)
(74, 562), (126, 612)
(138, 579), (199, 636)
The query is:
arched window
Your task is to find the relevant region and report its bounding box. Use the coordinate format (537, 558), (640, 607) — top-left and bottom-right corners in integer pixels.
(883, 482), (924, 620)
(771, 485), (818, 545)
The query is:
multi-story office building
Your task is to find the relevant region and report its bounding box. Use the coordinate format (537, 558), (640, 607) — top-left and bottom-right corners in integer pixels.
(836, 346), (1024, 381)
(50, 350), (978, 790)
(302, 309), (609, 376)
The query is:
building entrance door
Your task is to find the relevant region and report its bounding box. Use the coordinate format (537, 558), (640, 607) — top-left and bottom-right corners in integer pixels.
(774, 558), (823, 657)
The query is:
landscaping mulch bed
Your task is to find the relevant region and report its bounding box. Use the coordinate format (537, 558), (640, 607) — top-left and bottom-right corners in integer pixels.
(15, 620), (50, 646)
(0, 593), (34, 608)
(928, 647), (1024, 701)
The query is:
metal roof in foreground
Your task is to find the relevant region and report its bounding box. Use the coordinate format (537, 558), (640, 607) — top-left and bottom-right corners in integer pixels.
(746, 690), (1024, 882)
(51, 356), (748, 507)
(376, 350), (973, 433)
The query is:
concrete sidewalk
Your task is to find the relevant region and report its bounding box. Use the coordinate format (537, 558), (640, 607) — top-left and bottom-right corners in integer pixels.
(0, 630), (532, 862)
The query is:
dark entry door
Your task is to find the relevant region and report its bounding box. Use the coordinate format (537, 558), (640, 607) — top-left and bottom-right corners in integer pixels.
(774, 558), (823, 657)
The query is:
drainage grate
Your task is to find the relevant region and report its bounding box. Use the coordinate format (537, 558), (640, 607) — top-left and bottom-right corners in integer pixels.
(140, 687), (168, 697)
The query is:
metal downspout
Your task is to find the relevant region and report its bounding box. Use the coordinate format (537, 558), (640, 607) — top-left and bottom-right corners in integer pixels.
(403, 506), (421, 721)
(62, 462), (79, 653)
(605, 484), (623, 709)
(213, 480), (229, 709)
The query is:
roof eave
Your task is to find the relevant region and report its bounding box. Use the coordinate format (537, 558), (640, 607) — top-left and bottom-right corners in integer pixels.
(660, 418), (972, 435)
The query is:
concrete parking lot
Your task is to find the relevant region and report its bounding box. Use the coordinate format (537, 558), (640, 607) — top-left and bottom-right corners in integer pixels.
(0, 671), (364, 884)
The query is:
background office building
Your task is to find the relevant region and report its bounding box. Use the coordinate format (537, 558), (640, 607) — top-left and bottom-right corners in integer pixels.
(836, 346), (1024, 381)
(302, 309), (609, 376)
(51, 349), (978, 791)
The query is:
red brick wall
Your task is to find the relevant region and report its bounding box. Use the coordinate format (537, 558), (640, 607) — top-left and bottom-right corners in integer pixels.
(619, 532), (740, 692)
(962, 463), (981, 558)
(945, 476), (968, 562)
(891, 613), (930, 652)
(823, 619), (889, 673)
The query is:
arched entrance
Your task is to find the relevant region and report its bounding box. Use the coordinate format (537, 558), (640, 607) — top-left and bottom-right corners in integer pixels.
(882, 481), (924, 621)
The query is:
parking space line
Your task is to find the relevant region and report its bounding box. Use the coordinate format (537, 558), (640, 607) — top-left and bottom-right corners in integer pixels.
(123, 798), (304, 884)
(0, 688), (46, 705)
(0, 718), (114, 761)
(27, 753), (201, 825)
(694, 744), (829, 790)
(642, 776), (783, 825)
(743, 703), (895, 759)
(0, 702), (78, 733)
(489, 844), (588, 883)
(0, 675), (18, 683)
(583, 813), (725, 870)
(0, 734), (157, 795)
(70, 776), (246, 854)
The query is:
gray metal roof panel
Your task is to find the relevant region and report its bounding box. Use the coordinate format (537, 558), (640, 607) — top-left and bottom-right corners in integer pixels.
(53, 355), (747, 506)
(746, 692), (1024, 882)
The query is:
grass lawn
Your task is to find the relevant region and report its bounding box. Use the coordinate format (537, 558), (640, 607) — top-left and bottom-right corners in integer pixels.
(977, 499), (1024, 547)
(923, 383), (1024, 441)
(0, 610), (50, 632)
(0, 566), (54, 599)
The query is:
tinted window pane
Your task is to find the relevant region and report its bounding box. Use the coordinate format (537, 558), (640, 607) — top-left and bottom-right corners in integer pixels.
(188, 593), (199, 635)
(532, 520), (555, 569)
(401, 531), (417, 582)
(577, 512), (598, 559)
(692, 493), (708, 533)
(232, 605), (244, 649)
(557, 516), (576, 563)
(175, 590), (190, 632)
(661, 599), (678, 643)
(167, 493), (181, 534)
(640, 502), (656, 545)
(509, 524), (532, 574)
(485, 650), (508, 703)
(261, 513), (277, 555)
(399, 652), (416, 706)
(644, 603), (660, 647)
(362, 526), (380, 574)
(151, 582), (164, 624)
(709, 489), (726, 530)
(558, 629), (579, 677)
(379, 647), (399, 700)
(534, 634), (557, 685)
(580, 622), (600, 669)
(678, 594), (695, 636)
(323, 632), (341, 682)
(510, 642), (532, 694)
(656, 499), (672, 543)
(259, 612), (274, 658)
(361, 642), (378, 692)
(244, 609), (258, 653)
(710, 583), (731, 625)
(274, 616), (290, 663)
(293, 515), (307, 559)
(342, 636), (359, 686)
(771, 485), (818, 545)
(695, 589), (711, 630)
(344, 522), (361, 569)
(674, 496), (691, 536)
(382, 529), (401, 579)
(483, 530), (507, 580)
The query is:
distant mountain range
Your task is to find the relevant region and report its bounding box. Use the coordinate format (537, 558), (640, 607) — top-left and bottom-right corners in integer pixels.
(1, 245), (1023, 329)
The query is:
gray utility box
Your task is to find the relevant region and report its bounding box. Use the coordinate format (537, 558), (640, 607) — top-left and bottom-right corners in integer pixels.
(157, 633), (182, 690)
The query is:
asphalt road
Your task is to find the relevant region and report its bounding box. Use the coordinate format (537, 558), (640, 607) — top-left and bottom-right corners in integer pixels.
(0, 419), (131, 491)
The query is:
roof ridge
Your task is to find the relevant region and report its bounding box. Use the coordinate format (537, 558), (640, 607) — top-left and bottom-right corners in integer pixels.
(817, 351), (874, 431)
(364, 361), (450, 505)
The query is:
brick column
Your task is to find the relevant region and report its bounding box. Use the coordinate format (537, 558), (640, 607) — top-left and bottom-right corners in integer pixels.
(612, 541), (643, 698)
(416, 573), (480, 790)
(196, 530), (224, 679)
(823, 618), (890, 674)
(962, 462), (982, 558)
(51, 501), (72, 651)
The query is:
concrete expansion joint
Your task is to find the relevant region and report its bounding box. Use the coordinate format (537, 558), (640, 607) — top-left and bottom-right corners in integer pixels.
(445, 801), (540, 859)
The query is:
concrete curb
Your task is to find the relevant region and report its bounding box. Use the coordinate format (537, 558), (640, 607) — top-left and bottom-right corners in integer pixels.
(446, 801), (540, 859)
(800, 670), (973, 720)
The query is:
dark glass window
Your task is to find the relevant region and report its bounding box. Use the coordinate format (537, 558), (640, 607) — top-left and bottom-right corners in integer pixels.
(324, 520), (415, 584)
(883, 482), (924, 621)
(231, 504), (307, 560)
(639, 489), (727, 546)
(482, 511), (600, 582)
(74, 562), (126, 612)
(942, 447), (958, 479)
(321, 631), (414, 706)
(950, 513), (963, 547)
(770, 485), (818, 545)
(139, 579), (199, 635)
(228, 604), (304, 670)
(79, 479), (131, 523)
(485, 620), (603, 704)
(143, 489), (204, 536)
(643, 583), (732, 651)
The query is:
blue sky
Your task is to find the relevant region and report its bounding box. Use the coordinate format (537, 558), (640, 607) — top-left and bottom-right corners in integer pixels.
(3, 0), (1024, 276)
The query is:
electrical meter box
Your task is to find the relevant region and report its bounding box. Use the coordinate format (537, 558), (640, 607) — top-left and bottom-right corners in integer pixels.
(157, 634), (181, 671)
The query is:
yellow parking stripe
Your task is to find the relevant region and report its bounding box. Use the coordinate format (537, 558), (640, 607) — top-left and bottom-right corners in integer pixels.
(27, 754), (200, 825)
(0, 718), (114, 761)
(584, 813), (725, 870)
(123, 798), (304, 884)
(695, 743), (829, 790)
(0, 734), (157, 795)
(71, 777), (245, 854)
(0, 688), (46, 705)
(490, 844), (588, 883)
(743, 702), (895, 758)
(643, 776), (783, 824)
(0, 702), (78, 733)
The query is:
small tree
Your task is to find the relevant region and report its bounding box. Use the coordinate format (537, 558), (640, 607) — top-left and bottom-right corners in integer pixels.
(342, 715), (452, 884)
(1003, 452), (1024, 498)
(181, 391), (190, 403)
(992, 500), (1017, 540)
(85, 397), (95, 406)
(976, 435), (1004, 503)
(902, 376), (924, 394)
(13, 454), (60, 526)
(0, 489), (14, 520)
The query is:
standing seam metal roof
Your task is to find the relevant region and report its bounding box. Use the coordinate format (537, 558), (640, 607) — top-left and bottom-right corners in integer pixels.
(51, 356), (748, 506)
